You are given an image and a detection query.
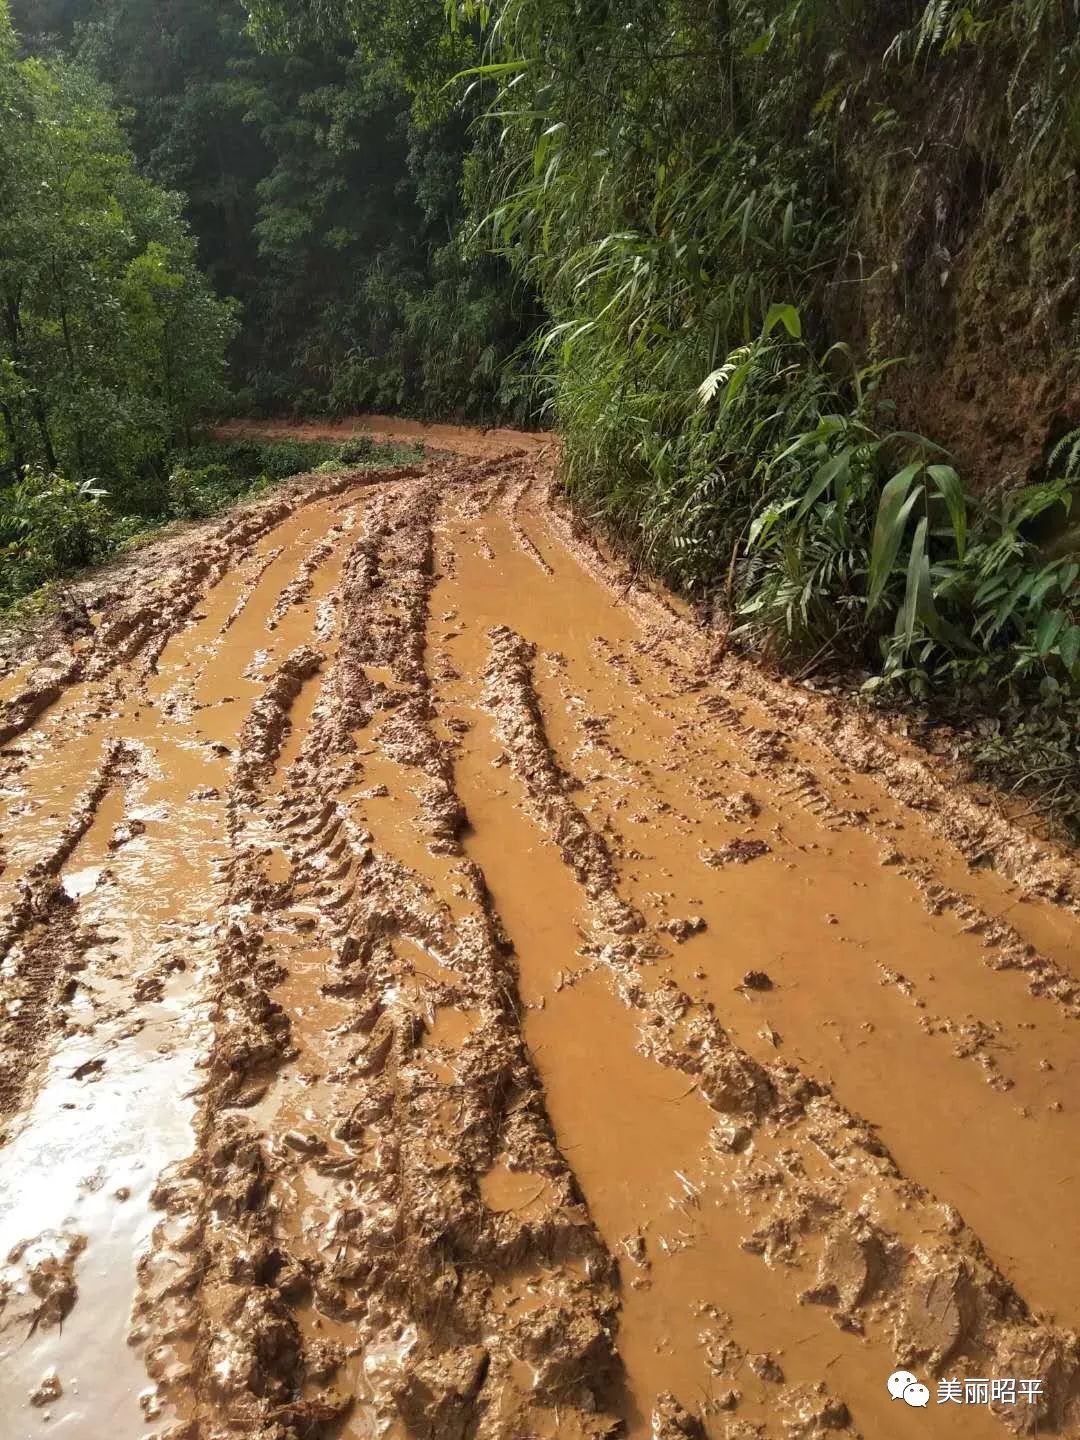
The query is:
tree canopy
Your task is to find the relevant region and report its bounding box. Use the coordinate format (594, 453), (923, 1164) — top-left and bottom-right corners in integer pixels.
(0, 3), (236, 507)
(10, 0), (537, 421)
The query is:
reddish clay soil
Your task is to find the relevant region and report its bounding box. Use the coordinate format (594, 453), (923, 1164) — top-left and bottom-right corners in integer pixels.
(1, 431), (1079, 1440)
(214, 414), (551, 460)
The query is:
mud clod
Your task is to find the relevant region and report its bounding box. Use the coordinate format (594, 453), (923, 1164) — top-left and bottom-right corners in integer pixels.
(702, 838), (771, 866)
(663, 915), (707, 942)
(29, 1368), (62, 1407)
(652, 1392), (706, 1438)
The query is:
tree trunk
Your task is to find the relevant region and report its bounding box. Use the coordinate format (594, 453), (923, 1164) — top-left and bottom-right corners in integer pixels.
(53, 266), (88, 474)
(0, 398), (24, 473)
(3, 293), (57, 472)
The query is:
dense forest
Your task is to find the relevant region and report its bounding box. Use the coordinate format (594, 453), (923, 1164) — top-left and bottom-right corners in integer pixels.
(9, 0), (535, 420)
(1, 0), (1078, 824)
(0, 0), (533, 602)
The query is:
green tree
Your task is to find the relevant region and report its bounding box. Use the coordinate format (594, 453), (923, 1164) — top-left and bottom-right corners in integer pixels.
(15, 0), (537, 420)
(0, 3), (236, 508)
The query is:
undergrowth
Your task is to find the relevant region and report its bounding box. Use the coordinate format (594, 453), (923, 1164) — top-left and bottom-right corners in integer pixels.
(0, 436), (420, 611)
(963, 700), (1080, 841)
(563, 307), (1080, 834)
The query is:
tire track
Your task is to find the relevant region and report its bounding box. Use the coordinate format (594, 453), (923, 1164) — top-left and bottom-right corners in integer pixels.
(1, 439), (1078, 1440)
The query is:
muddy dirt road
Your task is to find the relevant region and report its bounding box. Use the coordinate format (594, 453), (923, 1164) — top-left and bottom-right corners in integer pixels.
(1, 428), (1079, 1440)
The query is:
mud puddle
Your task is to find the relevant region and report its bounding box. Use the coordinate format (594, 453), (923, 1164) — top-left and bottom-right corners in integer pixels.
(2, 441), (1079, 1439)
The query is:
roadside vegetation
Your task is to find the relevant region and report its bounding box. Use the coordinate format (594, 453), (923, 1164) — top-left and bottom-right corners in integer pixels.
(248, 0), (1080, 834)
(0, 8), (235, 512)
(0, 435), (421, 613)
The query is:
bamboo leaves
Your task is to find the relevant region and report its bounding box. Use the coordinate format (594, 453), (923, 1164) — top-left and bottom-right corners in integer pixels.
(898, 515), (934, 652)
(762, 302), (801, 339)
(926, 463), (966, 558)
(794, 448), (851, 521)
(698, 307), (800, 410)
(868, 463), (924, 611)
(868, 458), (969, 614)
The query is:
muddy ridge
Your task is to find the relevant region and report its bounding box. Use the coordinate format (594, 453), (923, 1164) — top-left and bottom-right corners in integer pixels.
(1, 437), (1079, 1439)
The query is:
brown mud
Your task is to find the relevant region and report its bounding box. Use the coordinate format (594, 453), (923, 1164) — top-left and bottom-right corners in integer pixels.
(1, 431), (1079, 1439)
(214, 415), (551, 462)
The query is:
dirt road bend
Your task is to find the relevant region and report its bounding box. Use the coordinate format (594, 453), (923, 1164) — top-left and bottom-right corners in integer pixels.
(1, 428), (1079, 1440)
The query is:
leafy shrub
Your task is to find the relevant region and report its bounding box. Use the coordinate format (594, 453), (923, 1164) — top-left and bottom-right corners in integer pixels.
(167, 464), (225, 518)
(0, 434), (423, 612)
(257, 441), (334, 481)
(336, 436), (377, 464)
(166, 463), (258, 519)
(701, 318), (1080, 698)
(963, 699), (1080, 843)
(179, 441), (268, 482)
(870, 477), (1079, 697)
(578, 302), (1080, 708)
(0, 471), (112, 606)
(177, 439), (325, 483)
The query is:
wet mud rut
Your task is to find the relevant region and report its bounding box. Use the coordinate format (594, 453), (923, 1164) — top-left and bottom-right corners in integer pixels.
(1, 433), (1080, 1440)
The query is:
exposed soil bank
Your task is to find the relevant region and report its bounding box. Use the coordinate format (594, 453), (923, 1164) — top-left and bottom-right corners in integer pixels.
(1, 435), (1078, 1439)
